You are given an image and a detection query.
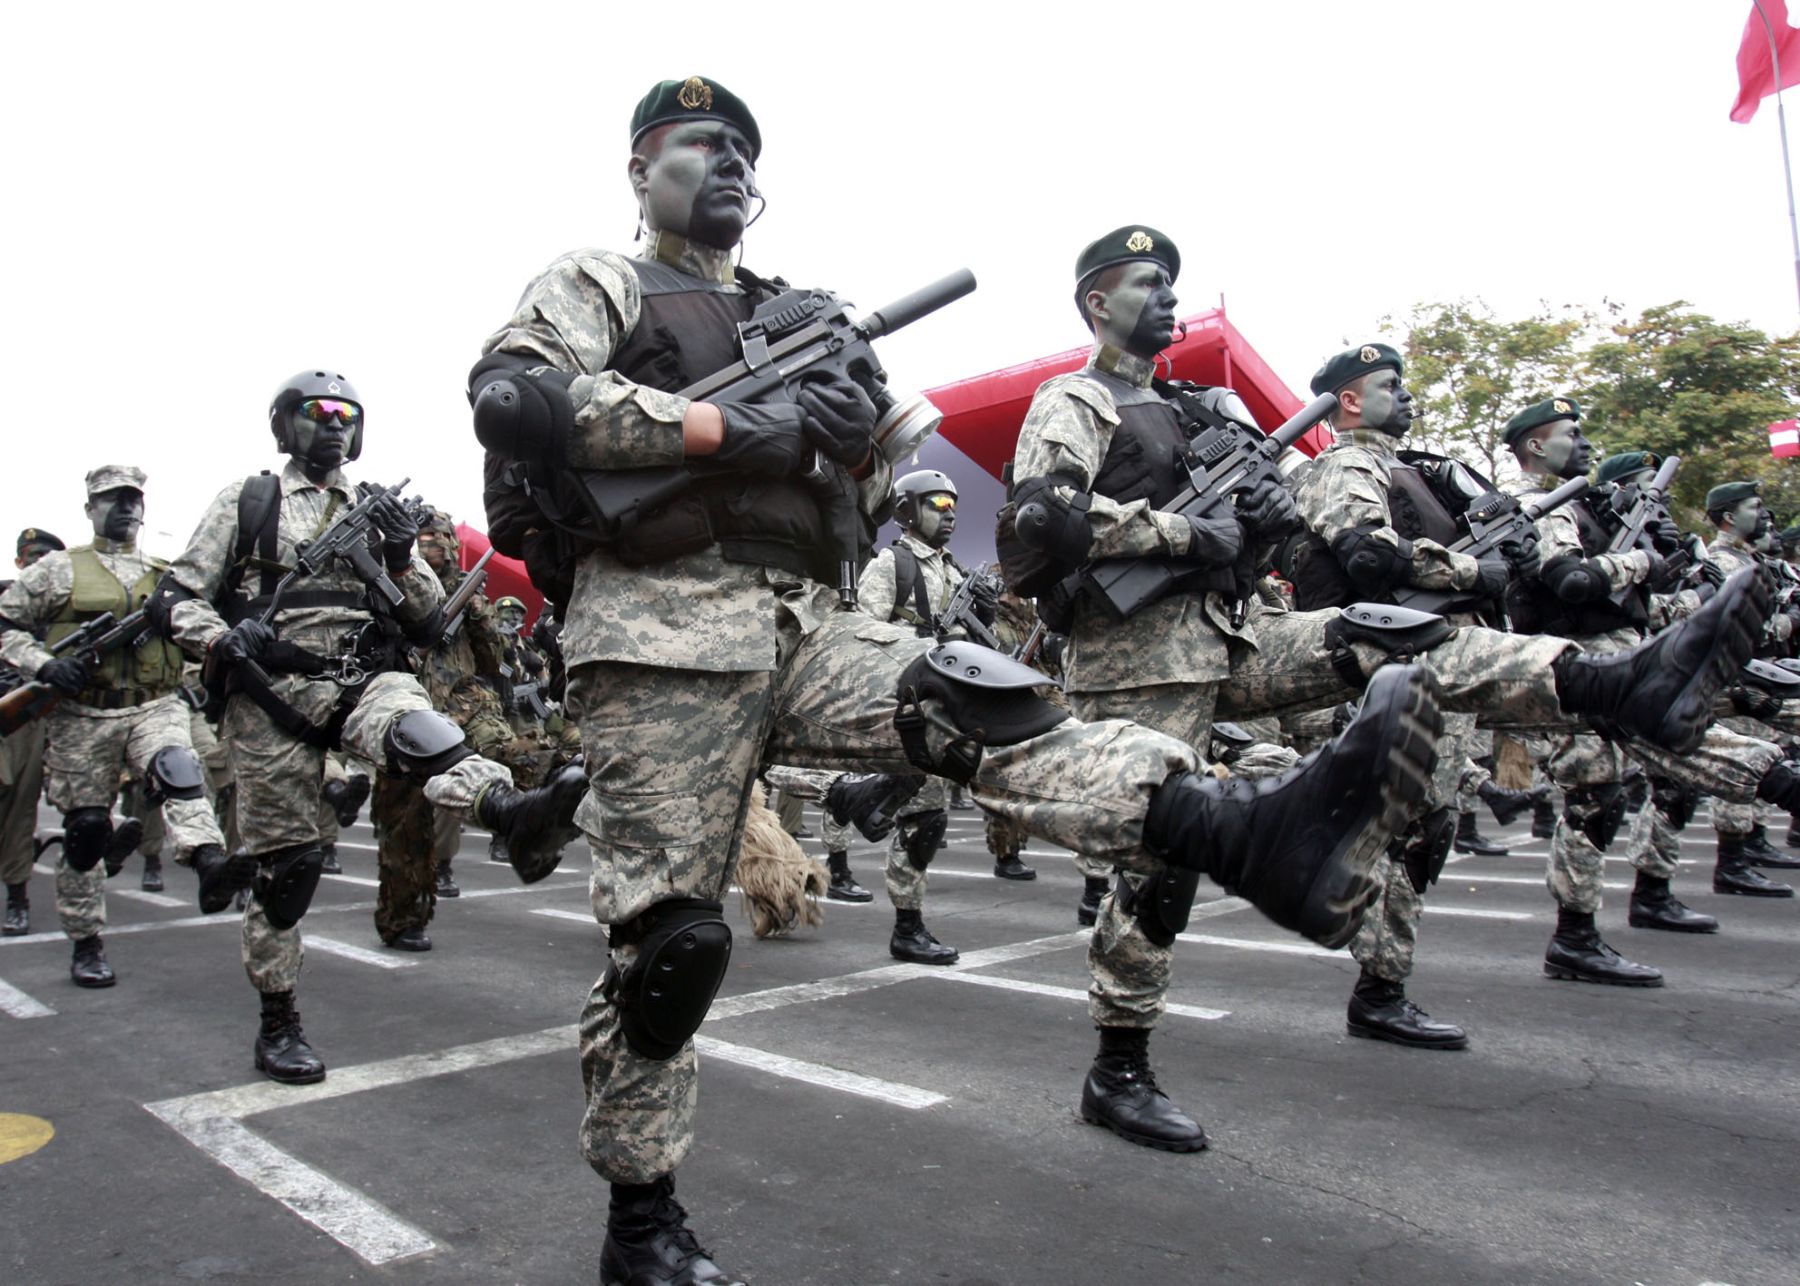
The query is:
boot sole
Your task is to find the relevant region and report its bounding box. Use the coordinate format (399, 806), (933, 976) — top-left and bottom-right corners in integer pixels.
(254, 1054), (326, 1085)
(1713, 883), (1795, 898)
(993, 869), (1037, 880)
(1649, 569), (1770, 755)
(1078, 1106), (1209, 1153)
(826, 890), (873, 903)
(1345, 1022), (1469, 1051)
(1542, 964), (1664, 987)
(436, 888), (461, 898)
(1453, 844), (1510, 856)
(1627, 913), (1719, 933)
(890, 947), (959, 965)
(71, 974), (116, 988)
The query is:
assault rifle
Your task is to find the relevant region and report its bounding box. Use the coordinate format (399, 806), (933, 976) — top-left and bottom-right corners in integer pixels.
(1392, 475), (1589, 615)
(934, 566), (1004, 651)
(572, 270), (978, 609)
(0, 609), (154, 735)
(256, 477), (413, 622)
(1083, 390), (1339, 620)
(438, 547), (495, 643)
(1605, 455), (1689, 606)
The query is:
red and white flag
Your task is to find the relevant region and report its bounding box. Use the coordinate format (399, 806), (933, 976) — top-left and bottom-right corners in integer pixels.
(1732, 1), (1800, 123)
(1771, 418), (1800, 456)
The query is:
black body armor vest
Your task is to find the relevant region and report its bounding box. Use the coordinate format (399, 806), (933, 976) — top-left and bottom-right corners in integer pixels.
(1507, 495), (1646, 637)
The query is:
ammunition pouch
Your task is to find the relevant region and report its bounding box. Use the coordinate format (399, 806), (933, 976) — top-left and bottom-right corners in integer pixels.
(1565, 783), (1628, 851)
(1124, 866), (1202, 948)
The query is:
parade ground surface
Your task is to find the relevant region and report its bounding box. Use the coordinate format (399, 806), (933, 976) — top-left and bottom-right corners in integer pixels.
(2, 804), (1795, 1286)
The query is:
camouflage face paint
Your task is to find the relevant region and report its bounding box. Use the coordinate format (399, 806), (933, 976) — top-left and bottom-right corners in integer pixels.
(1356, 368), (1414, 436)
(85, 488), (144, 543)
(637, 120), (756, 251)
(1537, 421), (1591, 480)
(1091, 262), (1178, 359)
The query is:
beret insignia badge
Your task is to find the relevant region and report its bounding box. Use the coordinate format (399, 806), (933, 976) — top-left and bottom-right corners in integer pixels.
(1553, 398), (1571, 414)
(1125, 230), (1154, 253)
(678, 77), (713, 110)
(1359, 345), (1380, 363)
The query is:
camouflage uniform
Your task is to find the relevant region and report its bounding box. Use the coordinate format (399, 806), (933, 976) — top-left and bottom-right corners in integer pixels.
(0, 721), (47, 890)
(758, 766), (855, 853)
(0, 540), (225, 941)
(483, 240), (1204, 1186)
(164, 460), (512, 997)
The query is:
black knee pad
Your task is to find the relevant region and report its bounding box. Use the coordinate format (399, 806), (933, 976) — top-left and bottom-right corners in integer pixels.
(384, 709), (474, 780)
(61, 808), (113, 873)
(603, 898), (733, 1061)
(898, 810), (948, 872)
(894, 644), (1070, 784)
(1127, 865), (1203, 948)
(1564, 784), (1627, 851)
(255, 843), (324, 931)
(1401, 806), (1456, 895)
(1323, 603), (1454, 689)
(144, 745), (206, 806)
(1648, 777), (1698, 828)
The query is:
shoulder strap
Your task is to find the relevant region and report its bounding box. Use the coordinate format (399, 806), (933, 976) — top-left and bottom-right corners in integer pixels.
(227, 471), (282, 603)
(889, 542), (933, 623)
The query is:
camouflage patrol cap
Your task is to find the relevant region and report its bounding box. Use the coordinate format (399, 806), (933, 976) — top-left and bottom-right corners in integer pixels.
(631, 76), (761, 161)
(1502, 397), (1581, 448)
(85, 465), (146, 496)
(1073, 226), (1180, 300)
(1594, 451), (1660, 487)
(1705, 480), (1760, 512)
(16, 528), (64, 556)
(1309, 343), (1403, 397)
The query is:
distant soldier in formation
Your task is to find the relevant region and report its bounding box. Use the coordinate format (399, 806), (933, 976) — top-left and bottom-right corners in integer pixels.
(1, 528), (65, 936)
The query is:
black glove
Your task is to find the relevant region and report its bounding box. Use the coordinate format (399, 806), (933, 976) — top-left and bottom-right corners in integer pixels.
(471, 366), (576, 464)
(214, 619), (275, 667)
(1235, 478), (1300, 539)
(712, 402), (810, 476)
(970, 577), (1000, 626)
(796, 378), (878, 466)
(1645, 550), (1682, 593)
(369, 495), (420, 572)
(1694, 557), (1726, 589)
(36, 656), (91, 695)
(1500, 535), (1541, 581)
(1648, 517), (1684, 554)
(1185, 513), (1244, 566)
(1472, 557), (1511, 599)
(1730, 687), (1783, 721)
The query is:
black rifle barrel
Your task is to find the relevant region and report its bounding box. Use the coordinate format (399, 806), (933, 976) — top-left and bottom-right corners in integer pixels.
(1268, 392), (1341, 451)
(1646, 454), (1681, 497)
(856, 269), (977, 341)
(1523, 475), (1590, 518)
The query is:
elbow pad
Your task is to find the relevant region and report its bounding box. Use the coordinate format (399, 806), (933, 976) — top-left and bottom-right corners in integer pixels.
(997, 474), (1093, 596)
(1541, 554), (1610, 604)
(1327, 524), (1412, 598)
(144, 575), (199, 639)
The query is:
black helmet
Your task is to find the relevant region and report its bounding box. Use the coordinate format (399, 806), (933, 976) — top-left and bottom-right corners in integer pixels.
(893, 469), (957, 530)
(269, 369), (364, 461)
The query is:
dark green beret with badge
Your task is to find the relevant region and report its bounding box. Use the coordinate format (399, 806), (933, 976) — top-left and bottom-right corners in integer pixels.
(630, 76), (761, 162)
(1705, 480), (1760, 512)
(16, 528), (64, 556)
(1309, 342), (1403, 397)
(1779, 523), (1800, 546)
(1594, 450), (1660, 487)
(1502, 396), (1581, 448)
(1073, 226), (1180, 301)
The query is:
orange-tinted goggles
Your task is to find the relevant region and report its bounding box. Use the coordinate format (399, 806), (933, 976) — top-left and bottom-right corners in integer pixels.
(299, 398), (362, 427)
(921, 494), (956, 512)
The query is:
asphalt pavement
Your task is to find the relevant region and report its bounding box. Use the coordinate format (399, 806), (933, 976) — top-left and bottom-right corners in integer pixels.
(1, 801), (1796, 1285)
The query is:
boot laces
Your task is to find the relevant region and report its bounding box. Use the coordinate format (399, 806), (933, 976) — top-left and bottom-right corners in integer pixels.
(650, 1190), (709, 1260)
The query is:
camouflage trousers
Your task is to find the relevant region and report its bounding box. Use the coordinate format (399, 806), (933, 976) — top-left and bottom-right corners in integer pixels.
(0, 720), (45, 888)
(986, 811), (1027, 862)
(760, 765), (855, 851)
(230, 670), (510, 996)
(566, 607), (1196, 1185)
(371, 771), (455, 940)
(884, 776), (947, 912)
(1623, 798), (1683, 881)
(43, 695), (225, 941)
(1710, 716), (1772, 837)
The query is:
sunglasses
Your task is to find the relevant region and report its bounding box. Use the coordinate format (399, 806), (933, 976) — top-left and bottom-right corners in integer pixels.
(922, 494), (956, 512)
(298, 398), (362, 427)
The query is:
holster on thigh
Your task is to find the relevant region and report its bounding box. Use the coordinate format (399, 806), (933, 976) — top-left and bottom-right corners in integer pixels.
(1400, 806), (1455, 895)
(1648, 776), (1698, 829)
(1564, 783), (1628, 851)
(1122, 866), (1202, 949)
(602, 897), (733, 1061)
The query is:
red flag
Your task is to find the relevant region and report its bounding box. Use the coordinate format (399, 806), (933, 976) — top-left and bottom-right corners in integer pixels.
(1771, 418), (1800, 456)
(1732, 1), (1800, 123)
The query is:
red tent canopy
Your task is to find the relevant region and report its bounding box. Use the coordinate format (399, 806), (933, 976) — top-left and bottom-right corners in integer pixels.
(455, 523), (543, 629)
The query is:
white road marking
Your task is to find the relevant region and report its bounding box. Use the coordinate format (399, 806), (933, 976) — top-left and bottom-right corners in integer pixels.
(33, 863), (56, 877)
(531, 908), (597, 924)
(304, 936), (417, 970)
(320, 873), (381, 888)
(1449, 874), (1629, 890)
(0, 976), (55, 1018)
(694, 1036), (946, 1109)
(1176, 933), (1344, 958)
(110, 887), (190, 908)
(919, 969), (1228, 1021)
(1425, 906), (1534, 921)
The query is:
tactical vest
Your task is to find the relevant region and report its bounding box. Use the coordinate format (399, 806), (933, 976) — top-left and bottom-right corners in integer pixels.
(602, 258), (841, 583)
(1507, 496), (1647, 637)
(1087, 374), (1238, 600)
(46, 546), (185, 703)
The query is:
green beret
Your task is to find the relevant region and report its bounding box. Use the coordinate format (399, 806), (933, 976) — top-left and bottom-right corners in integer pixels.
(630, 76), (761, 162)
(1073, 226), (1180, 299)
(1705, 480), (1761, 512)
(1309, 343), (1403, 397)
(1779, 524), (1800, 546)
(1501, 397), (1581, 448)
(16, 528), (63, 556)
(1594, 450), (1660, 487)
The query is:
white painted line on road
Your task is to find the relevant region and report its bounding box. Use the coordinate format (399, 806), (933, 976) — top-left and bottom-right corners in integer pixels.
(710, 966), (922, 1021)
(143, 1106), (436, 1266)
(321, 873), (381, 888)
(304, 936), (418, 970)
(0, 976), (55, 1018)
(1449, 874), (1629, 890)
(33, 863), (55, 877)
(531, 908), (597, 924)
(110, 887), (190, 908)
(920, 968), (1228, 1021)
(1176, 933), (1343, 958)
(695, 1036), (946, 1109)
(1426, 906), (1534, 921)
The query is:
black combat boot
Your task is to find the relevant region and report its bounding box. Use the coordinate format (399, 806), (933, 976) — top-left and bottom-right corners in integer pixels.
(488, 833), (509, 863)
(826, 772), (925, 842)
(1143, 664), (1441, 949)
(140, 852), (164, 892)
(1741, 824), (1800, 869)
(475, 762), (587, 883)
(322, 773), (372, 828)
(1076, 875), (1111, 927)
(319, 844), (342, 875)
(890, 908), (958, 965)
(824, 850), (871, 902)
(436, 857), (460, 898)
(70, 934), (115, 987)
(4, 882), (29, 936)
(948, 783), (974, 811)
(1478, 779), (1539, 827)
(1346, 971), (1468, 1050)
(993, 847), (1037, 880)
(254, 990), (326, 1084)
(383, 926), (432, 952)
(101, 817), (145, 878)
(1627, 871), (1718, 932)
(1713, 834), (1795, 896)
(1530, 796), (1557, 840)
(193, 844), (256, 915)
(1453, 811), (1509, 857)
(1079, 1026), (1207, 1152)
(599, 1176), (744, 1286)
(1787, 815), (1800, 850)
(1544, 907), (1664, 985)
(1550, 568), (1770, 754)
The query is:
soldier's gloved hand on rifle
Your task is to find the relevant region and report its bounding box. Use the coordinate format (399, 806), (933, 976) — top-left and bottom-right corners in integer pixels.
(1234, 478), (1300, 539)
(35, 656), (91, 695)
(369, 494), (420, 572)
(1184, 514), (1243, 565)
(1500, 534), (1541, 581)
(710, 402), (811, 476)
(471, 364), (576, 465)
(1649, 517), (1684, 554)
(1646, 550), (1683, 593)
(1472, 557), (1512, 599)
(213, 619), (275, 667)
(969, 577), (1000, 626)
(796, 377), (878, 466)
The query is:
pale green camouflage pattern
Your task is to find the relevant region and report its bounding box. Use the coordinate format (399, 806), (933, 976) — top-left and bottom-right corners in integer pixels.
(760, 766), (857, 852)
(1710, 798), (1758, 837)
(1349, 854), (1422, 983)
(1625, 794), (1683, 880)
(0, 542), (168, 675)
(985, 811), (1028, 862)
(0, 721), (46, 887)
(242, 889), (303, 994)
(856, 532), (963, 632)
(56, 859), (105, 940)
(882, 776), (946, 911)
(1520, 486), (1650, 590)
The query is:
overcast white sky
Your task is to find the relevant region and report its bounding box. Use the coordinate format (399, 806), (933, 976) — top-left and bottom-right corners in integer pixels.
(3, 1), (1795, 555)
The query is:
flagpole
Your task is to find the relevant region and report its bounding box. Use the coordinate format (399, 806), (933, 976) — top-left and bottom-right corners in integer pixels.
(1753, 0), (1800, 313)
